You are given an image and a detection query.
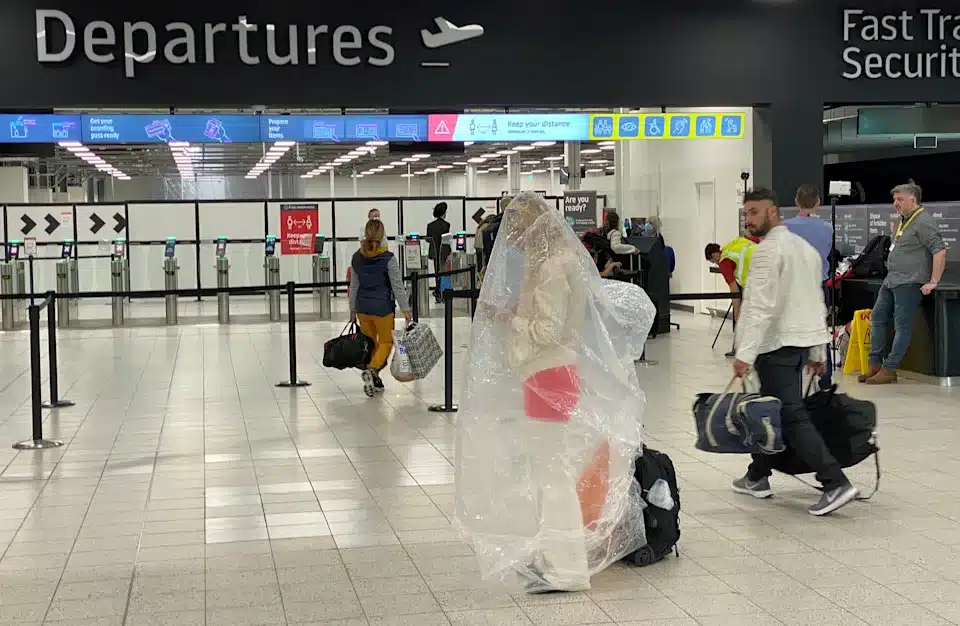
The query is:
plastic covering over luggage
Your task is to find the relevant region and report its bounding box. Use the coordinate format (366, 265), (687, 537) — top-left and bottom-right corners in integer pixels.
(454, 191), (656, 593)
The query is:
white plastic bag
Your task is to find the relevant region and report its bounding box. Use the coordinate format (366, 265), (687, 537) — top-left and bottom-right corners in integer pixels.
(390, 330), (416, 382)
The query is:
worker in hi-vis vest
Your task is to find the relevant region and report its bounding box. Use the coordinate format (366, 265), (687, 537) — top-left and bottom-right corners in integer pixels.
(705, 236), (760, 357)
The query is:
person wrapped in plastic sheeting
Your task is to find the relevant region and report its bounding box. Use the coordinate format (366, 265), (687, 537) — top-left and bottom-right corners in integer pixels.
(454, 191), (655, 594)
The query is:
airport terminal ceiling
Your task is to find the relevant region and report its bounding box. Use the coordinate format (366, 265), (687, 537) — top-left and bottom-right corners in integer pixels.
(2, 0), (958, 202)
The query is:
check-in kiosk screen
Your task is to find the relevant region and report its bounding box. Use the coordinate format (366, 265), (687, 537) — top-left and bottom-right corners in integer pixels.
(113, 242), (125, 257)
(61, 242), (73, 258)
(164, 241), (176, 258)
(456, 234), (467, 250)
(7, 244), (19, 260)
(215, 240), (228, 257)
(264, 238), (276, 256)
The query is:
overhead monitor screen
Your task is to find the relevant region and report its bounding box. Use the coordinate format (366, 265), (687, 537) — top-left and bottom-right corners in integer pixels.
(3, 114), (82, 143)
(261, 114), (430, 143)
(82, 114), (262, 144)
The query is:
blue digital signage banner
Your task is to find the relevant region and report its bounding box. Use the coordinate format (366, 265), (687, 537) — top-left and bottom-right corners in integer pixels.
(81, 114), (263, 144)
(2, 114), (82, 143)
(261, 115), (429, 143)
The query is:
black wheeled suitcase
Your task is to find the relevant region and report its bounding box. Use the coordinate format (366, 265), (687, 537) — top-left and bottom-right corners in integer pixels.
(627, 446), (681, 566)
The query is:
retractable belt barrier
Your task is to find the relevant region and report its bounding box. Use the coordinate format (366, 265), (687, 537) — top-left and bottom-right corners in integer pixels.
(426, 289), (745, 414)
(9, 273), (733, 450)
(7, 267), (477, 450)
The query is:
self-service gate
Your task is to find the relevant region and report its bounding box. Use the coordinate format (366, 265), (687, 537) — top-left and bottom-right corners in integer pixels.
(404, 233), (431, 319)
(163, 237), (179, 325)
(110, 239), (127, 325)
(215, 237), (230, 324)
(311, 234), (331, 320)
(264, 236), (281, 321)
(55, 240), (77, 327)
(0, 241), (26, 331)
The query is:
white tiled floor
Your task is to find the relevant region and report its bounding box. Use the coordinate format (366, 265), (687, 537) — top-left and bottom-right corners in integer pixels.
(0, 308), (958, 625)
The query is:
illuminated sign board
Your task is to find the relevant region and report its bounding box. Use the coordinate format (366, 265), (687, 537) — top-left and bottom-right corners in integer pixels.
(262, 115), (429, 142)
(0, 112), (747, 144)
(3, 114), (82, 143)
(588, 112), (745, 140)
(81, 114), (262, 144)
(428, 113), (591, 142)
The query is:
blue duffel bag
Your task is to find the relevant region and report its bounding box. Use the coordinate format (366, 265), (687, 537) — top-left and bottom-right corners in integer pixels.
(693, 377), (785, 455)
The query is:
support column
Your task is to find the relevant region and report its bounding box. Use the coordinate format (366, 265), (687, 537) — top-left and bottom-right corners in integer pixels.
(406, 164), (412, 196)
(465, 165), (478, 197)
(769, 99), (823, 206)
(506, 154), (521, 194)
(614, 141), (631, 213)
(564, 142), (581, 191)
(328, 169), (335, 198)
(352, 168), (358, 197)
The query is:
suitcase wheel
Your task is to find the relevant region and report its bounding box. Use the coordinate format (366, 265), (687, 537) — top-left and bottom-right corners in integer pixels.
(632, 545), (657, 566)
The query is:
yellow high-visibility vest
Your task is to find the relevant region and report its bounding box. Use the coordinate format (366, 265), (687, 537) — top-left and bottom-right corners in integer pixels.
(720, 237), (756, 287)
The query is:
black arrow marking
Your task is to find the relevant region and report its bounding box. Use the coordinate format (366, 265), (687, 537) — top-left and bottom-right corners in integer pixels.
(90, 213), (105, 234)
(21, 215), (36, 235)
(44, 214), (60, 235)
(113, 212), (127, 234)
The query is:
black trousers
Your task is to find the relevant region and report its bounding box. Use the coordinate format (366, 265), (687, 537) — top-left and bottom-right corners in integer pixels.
(746, 346), (848, 491)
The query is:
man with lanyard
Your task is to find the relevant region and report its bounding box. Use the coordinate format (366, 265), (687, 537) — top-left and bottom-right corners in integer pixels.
(784, 185), (834, 388)
(863, 182), (947, 385)
(705, 235), (760, 357)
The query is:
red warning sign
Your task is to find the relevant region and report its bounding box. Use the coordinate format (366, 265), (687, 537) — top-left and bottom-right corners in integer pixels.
(279, 203), (319, 255)
(428, 114), (458, 141)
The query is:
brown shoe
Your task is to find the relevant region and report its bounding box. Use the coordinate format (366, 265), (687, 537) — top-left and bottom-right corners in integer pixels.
(865, 368), (898, 385)
(857, 364), (881, 383)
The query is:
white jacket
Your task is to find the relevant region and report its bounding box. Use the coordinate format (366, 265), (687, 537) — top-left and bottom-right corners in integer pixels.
(508, 248), (587, 380)
(735, 225), (829, 366)
(608, 229), (637, 255)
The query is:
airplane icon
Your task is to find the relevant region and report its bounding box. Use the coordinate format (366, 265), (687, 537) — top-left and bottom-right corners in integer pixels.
(421, 17), (484, 49)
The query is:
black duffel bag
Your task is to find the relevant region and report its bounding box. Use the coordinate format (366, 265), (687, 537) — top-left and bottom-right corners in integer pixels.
(770, 383), (880, 497)
(323, 323), (375, 370)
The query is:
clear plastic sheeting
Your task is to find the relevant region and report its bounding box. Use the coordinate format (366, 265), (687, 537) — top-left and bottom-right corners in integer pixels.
(454, 191), (656, 594)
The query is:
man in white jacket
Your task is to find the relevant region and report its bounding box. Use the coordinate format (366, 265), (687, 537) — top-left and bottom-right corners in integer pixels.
(731, 188), (858, 516)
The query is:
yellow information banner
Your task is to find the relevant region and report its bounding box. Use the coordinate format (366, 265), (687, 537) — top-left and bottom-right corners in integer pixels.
(588, 112), (745, 141)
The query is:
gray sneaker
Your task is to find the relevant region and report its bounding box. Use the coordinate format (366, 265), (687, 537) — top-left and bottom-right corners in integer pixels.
(809, 483), (859, 516)
(361, 370), (377, 398)
(732, 475), (774, 499)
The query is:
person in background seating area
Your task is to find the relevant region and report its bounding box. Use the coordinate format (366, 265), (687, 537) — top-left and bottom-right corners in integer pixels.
(602, 211), (639, 257)
(705, 233), (760, 357)
(350, 219), (412, 397)
(368, 208), (380, 221)
(731, 187), (858, 516)
(784, 184), (834, 388)
(863, 182), (947, 385)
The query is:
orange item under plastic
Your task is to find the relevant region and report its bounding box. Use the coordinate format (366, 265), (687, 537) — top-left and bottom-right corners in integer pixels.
(577, 441), (611, 530)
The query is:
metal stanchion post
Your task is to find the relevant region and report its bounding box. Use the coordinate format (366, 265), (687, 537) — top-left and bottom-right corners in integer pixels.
(42, 293), (73, 409)
(428, 292), (458, 413)
(410, 272), (420, 323)
(27, 256), (35, 306)
(14, 305), (63, 450)
(277, 282), (310, 388)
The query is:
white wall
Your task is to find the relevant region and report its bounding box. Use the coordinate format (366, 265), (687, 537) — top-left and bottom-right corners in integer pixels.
(623, 107), (754, 313)
(0, 167), (29, 203)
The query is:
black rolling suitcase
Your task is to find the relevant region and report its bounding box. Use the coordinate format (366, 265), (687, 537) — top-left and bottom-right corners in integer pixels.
(627, 446), (681, 566)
